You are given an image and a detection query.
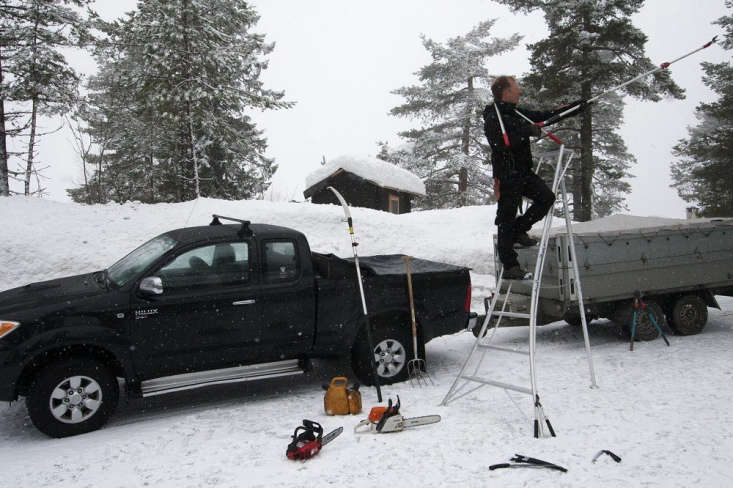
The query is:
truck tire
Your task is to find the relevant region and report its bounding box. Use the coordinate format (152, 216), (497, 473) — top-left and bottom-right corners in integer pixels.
(613, 300), (665, 341)
(669, 295), (708, 335)
(26, 358), (119, 438)
(351, 321), (423, 386)
(565, 313), (592, 327)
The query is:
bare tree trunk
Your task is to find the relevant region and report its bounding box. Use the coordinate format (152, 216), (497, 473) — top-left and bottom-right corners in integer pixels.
(24, 10), (41, 196)
(97, 148), (104, 203)
(188, 109), (200, 199)
(458, 76), (474, 207)
(0, 46), (10, 197)
(67, 115), (91, 204)
(25, 96), (38, 195)
(578, 80), (593, 221)
(0, 98), (8, 196)
(576, 10), (594, 222)
(82, 154), (89, 204)
(182, 0), (199, 200)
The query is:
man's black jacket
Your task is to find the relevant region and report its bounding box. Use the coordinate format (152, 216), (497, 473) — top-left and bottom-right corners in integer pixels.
(483, 101), (569, 180)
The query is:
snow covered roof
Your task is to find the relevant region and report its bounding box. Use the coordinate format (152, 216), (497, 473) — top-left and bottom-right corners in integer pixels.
(304, 155), (426, 197)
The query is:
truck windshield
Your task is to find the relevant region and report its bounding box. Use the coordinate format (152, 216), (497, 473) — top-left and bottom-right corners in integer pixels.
(108, 235), (177, 287)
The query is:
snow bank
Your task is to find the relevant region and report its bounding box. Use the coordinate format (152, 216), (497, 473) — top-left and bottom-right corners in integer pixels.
(0, 197), (494, 290)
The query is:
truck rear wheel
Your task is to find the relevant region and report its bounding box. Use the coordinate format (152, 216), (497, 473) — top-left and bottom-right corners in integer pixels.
(26, 358), (119, 438)
(351, 321), (423, 385)
(669, 295), (708, 335)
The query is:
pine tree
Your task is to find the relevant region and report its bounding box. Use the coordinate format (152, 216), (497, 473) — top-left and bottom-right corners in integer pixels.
(496, 0), (684, 220)
(72, 0), (290, 203)
(670, 3), (733, 217)
(1, 0), (92, 196)
(389, 19), (522, 208)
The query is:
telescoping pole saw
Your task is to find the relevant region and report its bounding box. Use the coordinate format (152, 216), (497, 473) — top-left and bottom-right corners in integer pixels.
(327, 186), (383, 403)
(537, 35), (718, 127)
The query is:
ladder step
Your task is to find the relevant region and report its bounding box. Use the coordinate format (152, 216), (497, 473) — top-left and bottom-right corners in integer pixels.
(459, 375), (533, 395)
(477, 344), (529, 356)
(492, 311), (530, 319)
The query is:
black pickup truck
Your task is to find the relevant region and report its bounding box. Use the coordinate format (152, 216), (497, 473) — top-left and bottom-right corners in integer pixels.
(0, 217), (472, 437)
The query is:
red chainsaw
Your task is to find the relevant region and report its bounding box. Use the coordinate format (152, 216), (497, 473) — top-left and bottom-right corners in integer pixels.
(286, 419), (343, 460)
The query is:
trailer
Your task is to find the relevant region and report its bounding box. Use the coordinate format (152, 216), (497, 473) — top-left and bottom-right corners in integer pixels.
(488, 216), (733, 340)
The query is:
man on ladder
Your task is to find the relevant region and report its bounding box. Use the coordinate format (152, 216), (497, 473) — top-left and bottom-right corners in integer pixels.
(483, 76), (588, 280)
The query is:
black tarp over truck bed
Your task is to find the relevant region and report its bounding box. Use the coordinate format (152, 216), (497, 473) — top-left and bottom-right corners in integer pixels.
(311, 253), (471, 354)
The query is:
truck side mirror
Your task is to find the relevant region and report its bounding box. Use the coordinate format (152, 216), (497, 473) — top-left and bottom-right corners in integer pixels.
(139, 276), (164, 295)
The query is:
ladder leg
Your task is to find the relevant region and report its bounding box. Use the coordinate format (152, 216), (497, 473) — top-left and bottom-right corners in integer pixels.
(560, 178), (598, 388)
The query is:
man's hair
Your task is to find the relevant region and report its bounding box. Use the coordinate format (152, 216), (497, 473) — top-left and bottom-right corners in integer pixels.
(491, 76), (515, 100)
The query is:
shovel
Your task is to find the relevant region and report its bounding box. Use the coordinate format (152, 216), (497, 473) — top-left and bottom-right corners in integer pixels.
(402, 255), (433, 386)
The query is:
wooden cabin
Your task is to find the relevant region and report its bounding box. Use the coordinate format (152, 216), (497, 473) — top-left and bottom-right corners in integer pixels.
(303, 155), (426, 214)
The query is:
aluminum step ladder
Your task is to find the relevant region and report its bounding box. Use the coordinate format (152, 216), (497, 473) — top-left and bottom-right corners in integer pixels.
(441, 144), (598, 438)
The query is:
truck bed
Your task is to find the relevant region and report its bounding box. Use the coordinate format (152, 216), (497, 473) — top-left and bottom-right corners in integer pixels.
(312, 252), (471, 347)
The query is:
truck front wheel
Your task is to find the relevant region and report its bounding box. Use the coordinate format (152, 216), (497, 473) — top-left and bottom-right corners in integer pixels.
(351, 322), (424, 385)
(26, 358), (119, 438)
(669, 295), (708, 335)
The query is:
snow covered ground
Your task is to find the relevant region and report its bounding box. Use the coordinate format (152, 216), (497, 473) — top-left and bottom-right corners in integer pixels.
(1, 197), (732, 487)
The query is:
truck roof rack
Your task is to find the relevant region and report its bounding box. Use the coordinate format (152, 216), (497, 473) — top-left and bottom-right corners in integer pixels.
(210, 214), (253, 237)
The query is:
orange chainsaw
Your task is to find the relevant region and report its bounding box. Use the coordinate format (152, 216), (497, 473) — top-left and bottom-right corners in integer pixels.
(354, 396), (440, 433)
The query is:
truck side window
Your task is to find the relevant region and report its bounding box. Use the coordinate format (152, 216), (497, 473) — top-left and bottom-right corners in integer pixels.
(263, 241), (299, 283)
(159, 241), (250, 290)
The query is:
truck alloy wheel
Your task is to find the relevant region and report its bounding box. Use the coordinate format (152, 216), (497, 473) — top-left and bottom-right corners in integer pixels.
(49, 375), (103, 424)
(26, 358), (119, 438)
(352, 322), (424, 385)
(670, 295), (708, 335)
(373, 339), (407, 379)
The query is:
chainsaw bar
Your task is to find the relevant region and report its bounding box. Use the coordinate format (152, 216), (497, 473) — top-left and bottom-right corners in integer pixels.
(356, 414), (441, 433)
(401, 415), (441, 429)
(322, 426), (343, 446)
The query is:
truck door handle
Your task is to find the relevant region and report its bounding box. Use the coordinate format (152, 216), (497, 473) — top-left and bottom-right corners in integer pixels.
(233, 299), (256, 306)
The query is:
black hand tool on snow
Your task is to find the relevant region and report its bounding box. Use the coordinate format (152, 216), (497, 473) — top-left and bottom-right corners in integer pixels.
(592, 450), (622, 463)
(490, 454), (567, 473)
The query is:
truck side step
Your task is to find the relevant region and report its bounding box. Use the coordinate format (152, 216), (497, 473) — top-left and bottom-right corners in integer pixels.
(141, 359), (305, 397)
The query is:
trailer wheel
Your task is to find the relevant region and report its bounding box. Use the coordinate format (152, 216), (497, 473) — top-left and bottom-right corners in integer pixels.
(565, 313), (592, 327)
(614, 300), (665, 341)
(351, 320), (423, 385)
(669, 295), (708, 335)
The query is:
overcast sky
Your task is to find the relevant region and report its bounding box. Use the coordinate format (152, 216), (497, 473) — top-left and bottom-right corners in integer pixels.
(12, 0), (730, 218)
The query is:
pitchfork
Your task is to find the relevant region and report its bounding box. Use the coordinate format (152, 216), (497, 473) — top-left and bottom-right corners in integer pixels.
(403, 255), (433, 386)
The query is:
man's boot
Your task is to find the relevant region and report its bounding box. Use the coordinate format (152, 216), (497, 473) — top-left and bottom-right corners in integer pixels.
(514, 231), (538, 248)
(504, 265), (531, 280)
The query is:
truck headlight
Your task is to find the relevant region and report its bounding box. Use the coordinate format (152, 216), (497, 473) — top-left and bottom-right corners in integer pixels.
(0, 321), (20, 339)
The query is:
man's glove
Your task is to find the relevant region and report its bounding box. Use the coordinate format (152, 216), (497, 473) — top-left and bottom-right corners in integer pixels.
(493, 178), (500, 201)
(529, 123), (542, 138)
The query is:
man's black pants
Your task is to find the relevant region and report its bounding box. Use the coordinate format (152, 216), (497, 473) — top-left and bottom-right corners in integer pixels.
(495, 171), (555, 269)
